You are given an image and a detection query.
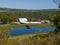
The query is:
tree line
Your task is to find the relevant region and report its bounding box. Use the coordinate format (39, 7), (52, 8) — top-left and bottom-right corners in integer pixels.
(0, 9), (57, 24)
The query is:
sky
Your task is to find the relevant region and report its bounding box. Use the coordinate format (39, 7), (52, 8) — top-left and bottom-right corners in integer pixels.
(0, 0), (58, 9)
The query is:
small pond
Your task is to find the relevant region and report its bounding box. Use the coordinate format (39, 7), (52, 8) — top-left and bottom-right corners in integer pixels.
(9, 27), (55, 36)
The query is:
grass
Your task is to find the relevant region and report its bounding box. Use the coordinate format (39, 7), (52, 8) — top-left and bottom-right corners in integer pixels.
(0, 23), (54, 29)
(9, 34), (35, 41)
(29, 23), (54, 27)
(2, 31), (60, 45)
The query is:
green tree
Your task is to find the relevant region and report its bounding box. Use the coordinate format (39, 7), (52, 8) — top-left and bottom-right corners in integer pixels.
(1, 16), (10, 24)
(54, 11), (60, 31)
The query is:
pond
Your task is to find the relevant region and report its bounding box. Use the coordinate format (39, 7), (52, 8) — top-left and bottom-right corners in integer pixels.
(10, 27), (55, 36)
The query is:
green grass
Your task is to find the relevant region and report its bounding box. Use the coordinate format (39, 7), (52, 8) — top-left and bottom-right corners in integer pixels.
(9, 34), (35, 41)
(29, 23), (54, 27)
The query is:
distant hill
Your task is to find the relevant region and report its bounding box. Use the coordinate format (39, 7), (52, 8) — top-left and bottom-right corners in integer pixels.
(0, 8), (58, 12)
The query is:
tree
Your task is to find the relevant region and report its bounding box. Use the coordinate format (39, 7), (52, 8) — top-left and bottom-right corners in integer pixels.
(1, 16), (9, 24)
(54, 11), (60, 32)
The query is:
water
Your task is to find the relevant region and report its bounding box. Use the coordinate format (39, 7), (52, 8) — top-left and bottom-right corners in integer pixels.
(10, 27), (55, 36)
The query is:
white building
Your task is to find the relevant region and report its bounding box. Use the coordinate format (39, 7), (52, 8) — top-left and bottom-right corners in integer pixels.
(18, 18), (41, 24)
(41, 20), (50, 24)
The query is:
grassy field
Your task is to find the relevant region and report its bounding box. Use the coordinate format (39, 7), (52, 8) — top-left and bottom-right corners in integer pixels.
(0, 23), (54, 29)
(9, 34), (35, 41)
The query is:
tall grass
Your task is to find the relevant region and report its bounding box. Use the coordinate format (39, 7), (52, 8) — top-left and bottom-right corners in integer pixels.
(3, 31), (60, 45)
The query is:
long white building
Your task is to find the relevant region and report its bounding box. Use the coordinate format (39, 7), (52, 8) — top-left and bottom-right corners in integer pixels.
(18, 18), (41, 24)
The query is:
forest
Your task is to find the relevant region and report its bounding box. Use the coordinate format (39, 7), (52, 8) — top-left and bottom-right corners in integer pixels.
(0, 8), (58, 24)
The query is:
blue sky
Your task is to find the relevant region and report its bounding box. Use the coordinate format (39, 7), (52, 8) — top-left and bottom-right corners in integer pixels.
(0, 0), (58, 9)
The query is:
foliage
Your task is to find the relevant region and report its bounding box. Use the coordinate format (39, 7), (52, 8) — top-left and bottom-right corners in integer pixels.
(54, 11), (60, 30)
(0, 14), (18, 24)
(0, 8), (58, 23)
